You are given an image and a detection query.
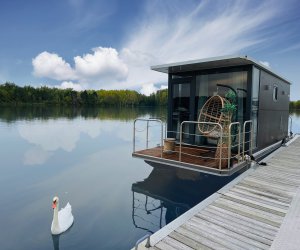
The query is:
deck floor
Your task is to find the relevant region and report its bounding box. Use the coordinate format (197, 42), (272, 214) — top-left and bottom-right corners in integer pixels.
(134, 146), (222, 169)
(134, 136), (300, 250)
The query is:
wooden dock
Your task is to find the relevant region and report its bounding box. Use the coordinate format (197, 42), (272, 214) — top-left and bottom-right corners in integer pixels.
(134, 135), (300, 250)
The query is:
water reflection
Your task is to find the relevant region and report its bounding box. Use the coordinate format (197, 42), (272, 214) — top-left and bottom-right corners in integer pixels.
(51, 235), (60, 250)
(0, 105), (167, 123)
(290, 110), (300, 132)
(131, 162), (239, 233)
(51, 224), (74, 250)
(18, 118), (103, 165)
(1, 106), (166, 166)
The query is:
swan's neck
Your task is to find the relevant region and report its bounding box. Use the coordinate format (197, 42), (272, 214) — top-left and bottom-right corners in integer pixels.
(52, 205), (60, 230)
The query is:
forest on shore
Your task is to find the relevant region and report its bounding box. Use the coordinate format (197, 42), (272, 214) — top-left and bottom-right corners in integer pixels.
(1, 82), (299, 109)
(0, 83), (167, 106)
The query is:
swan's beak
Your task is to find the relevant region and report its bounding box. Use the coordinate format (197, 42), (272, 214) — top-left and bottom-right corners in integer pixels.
(52, 202), (56, 209)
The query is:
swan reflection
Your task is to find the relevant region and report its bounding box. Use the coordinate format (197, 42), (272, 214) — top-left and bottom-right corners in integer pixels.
(51, 234), (60, 250)
(51, 221), (74, 250)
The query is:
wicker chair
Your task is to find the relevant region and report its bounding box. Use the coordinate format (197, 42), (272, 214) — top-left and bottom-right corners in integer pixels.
(198, 95), (230, 138)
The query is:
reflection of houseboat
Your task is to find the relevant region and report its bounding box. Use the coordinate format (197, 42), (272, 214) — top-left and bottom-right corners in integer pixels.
(131, 164), (238, 233)
(133, 55), (291, 175)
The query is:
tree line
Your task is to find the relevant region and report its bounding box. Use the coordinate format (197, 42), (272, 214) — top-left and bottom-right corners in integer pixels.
(0, 82), (168, 106)
(1, 82), (299, 109)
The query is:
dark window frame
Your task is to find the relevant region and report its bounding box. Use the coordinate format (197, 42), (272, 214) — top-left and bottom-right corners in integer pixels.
(273, 84), (278, 102)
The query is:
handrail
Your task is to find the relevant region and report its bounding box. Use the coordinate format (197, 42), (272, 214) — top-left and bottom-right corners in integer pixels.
(149, 116), (167, 139)
(228, 122), (241, 168)
(243, 120), (253, 158)
(133, 118), (164, 157)
(179, 121), (223, 170)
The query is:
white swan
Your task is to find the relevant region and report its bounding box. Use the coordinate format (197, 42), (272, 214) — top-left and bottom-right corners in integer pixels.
(51, 196), (74, 235)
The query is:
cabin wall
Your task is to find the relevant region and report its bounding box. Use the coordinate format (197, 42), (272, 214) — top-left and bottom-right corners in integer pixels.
(256, 70), (290, 149)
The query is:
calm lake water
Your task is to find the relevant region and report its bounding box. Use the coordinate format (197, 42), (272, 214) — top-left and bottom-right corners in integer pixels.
(0, 106), (299, 250)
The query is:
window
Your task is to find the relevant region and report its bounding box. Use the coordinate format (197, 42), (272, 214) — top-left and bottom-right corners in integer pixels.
(273, 85), (278, 101)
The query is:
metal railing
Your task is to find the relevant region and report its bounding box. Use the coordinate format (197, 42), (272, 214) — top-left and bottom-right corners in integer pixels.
(242, 120), (253, 158)
(133, 118), (252, 170)
(133, 118), (164, 157)
(179, 121), (224, 170)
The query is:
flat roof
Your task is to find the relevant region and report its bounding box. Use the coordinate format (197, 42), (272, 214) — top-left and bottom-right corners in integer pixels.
(151, 55), (291, 84)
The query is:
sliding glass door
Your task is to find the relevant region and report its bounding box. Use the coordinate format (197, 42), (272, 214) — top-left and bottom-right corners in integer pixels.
(171, 77), (193, 143)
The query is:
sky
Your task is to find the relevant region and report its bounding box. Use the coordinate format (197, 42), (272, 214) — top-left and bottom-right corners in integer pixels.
(0, 0), (300, 99)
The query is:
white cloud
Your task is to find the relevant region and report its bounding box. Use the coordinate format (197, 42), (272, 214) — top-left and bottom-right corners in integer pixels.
(259, 61), (271, 68)
(74, 47), (128, 81)
(33, 47), (128, 89)
(140, 83), (157, 96)
(32, 51), (76, 81)
(55, 81), (84, 91)
(140, 83), (168, 96)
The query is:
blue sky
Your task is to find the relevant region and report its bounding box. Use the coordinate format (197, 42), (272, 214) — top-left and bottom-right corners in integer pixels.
(0, 0), (300, 99)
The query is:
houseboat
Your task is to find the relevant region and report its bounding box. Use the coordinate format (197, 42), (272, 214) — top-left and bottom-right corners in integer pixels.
(133, 55), (291, 176)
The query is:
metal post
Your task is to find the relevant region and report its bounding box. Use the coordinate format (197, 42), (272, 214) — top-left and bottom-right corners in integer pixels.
(164, 122), (167, 140)
(243, 120), (253, 159)
(237, 125), (241, 163)
(219, 127), (223, 171)
(146, 120), (149, 149)
(228, 122), (241, 168)
(133, 119), (137, 152)
(135, 234), (151, 249)
(179, 122), (183, 162)
(161, 122), (163, 158)
(250, 122), (253, 155)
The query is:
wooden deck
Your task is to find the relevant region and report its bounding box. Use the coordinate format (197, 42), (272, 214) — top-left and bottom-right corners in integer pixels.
(134, 145), (229, 169)
(134, 135), (300, 250)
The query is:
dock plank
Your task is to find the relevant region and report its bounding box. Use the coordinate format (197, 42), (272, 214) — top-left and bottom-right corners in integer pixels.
(175, 226), (229, 250)
(234, 183), (292, 203)
(200, 208), (276, 240)
(216, 197), (284, 222)
(195, 212), (273, 246)
(169, 231), (211, 250)
(156, 236), (194, 250)
(205, 206), (279, 235)
(220, 191), (288, 215)
(189, 217), (268, 250)
(228, 187), (290, 209)
(184, 221), (247, 250)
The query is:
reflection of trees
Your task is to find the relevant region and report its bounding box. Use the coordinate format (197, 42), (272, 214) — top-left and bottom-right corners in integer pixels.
(131, 163), (238, 233)
(0, 106), (167, 123)
(290, 110), (300, 118)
